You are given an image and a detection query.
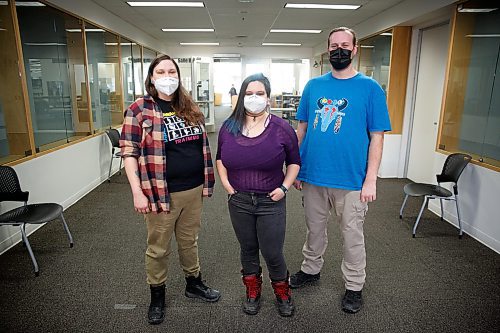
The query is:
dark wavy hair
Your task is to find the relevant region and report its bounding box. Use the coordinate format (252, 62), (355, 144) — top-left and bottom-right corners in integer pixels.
(145, 55), (203, 125)
(223, 73), (271, 135)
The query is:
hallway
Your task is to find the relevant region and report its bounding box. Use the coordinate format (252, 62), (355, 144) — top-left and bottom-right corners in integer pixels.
(0, 106), (499, 332)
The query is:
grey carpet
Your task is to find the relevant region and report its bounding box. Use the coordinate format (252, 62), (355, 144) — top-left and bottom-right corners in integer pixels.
(1, 105), (499, 332)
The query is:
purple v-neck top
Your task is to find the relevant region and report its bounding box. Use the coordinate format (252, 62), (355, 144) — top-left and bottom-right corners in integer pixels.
(216, 115), (301, 193)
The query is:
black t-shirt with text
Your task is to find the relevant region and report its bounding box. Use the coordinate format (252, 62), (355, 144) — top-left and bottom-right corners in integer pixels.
(154, 97), (204, 193)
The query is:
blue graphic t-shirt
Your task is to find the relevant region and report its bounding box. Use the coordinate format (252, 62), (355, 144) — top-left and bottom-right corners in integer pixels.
(296, 72), (391, 190)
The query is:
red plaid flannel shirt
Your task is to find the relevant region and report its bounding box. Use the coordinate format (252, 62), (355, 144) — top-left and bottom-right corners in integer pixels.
(120, 95), (215, 212)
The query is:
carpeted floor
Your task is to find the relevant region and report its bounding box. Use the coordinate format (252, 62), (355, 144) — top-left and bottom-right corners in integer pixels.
(1, 106), (499, 333)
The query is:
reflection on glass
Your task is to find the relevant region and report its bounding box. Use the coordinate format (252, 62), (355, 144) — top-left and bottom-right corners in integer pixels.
(440, 8), (500, 167)
(85, 23), (122, 131)
(17, 3), (89, 152)
(358, 31), (392, 94)
(121, 38), (135, 109)
(0, 1), (31, 163)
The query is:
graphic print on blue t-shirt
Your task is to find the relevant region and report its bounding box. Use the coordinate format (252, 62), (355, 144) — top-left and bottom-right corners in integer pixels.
(312, 97), (349, 133)
(162, 111), (202, 144)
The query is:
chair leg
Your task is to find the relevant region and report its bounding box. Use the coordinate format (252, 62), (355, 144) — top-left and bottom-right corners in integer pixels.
(118, 156), (123, 175)
(60, 213), (74, 247)
(400, 194), (409, 219)
(455, 195), (463, 239)
(439, 198), (444, 221)
(107, 154), (113, 183)
(19, 224), (39, 276)
(413, 196), (428, 238)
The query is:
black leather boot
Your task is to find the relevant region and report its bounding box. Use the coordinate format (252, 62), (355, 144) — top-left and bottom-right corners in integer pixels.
(271, 278), (295, 317)
(185, 273), (221, 302)
(148, 284), (165, 325)
(242, 269), (262, 315)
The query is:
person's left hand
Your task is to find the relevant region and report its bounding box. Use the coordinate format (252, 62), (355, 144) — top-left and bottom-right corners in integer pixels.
(269, 187), (286, 201)
(361, 180), (377, 203)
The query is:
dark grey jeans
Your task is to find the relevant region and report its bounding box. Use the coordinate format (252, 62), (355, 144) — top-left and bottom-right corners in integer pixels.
(228, 191), (288, 281)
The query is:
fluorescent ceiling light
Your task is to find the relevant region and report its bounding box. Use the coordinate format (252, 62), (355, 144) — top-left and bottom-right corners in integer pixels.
(360, 45), (374, 48)
(25, 42), (67, 46)
(15, 1), (45, 6)
(457, 4), (498, 13)
(127, 1), (204, 7)
(380, 32), (392, 36)
(465, 34), (500, 38)
(0, 1), (45, 5)
(0, 28), (6, 31)
(262, 43), (301, 46)
(179, 42), (219, 46)
(162, 28), (214, 32)
(66, 28), (105, 32)
(270, 29), (321, 34)
(105, 42), (137, 46)
(285, 3), (360, 10)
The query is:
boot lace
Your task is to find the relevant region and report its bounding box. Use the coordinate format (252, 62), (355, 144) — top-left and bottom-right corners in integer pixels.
(273, 281), (291, 301)
(243, 276), (261, 299)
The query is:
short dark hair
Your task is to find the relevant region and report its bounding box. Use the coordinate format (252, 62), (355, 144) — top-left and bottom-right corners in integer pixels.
(224, 73), (271, 135)
(327, 27), (357, 48)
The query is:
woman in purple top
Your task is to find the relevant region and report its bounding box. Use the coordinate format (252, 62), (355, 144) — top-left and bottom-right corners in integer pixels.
(216, 73), (300, 317)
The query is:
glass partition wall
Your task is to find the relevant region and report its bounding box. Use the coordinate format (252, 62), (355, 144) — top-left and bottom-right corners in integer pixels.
(17, 3), (89, 152)
(0, 0), (31, 163)
(439, 4), (500, 169)
(0, 0), (161, 165)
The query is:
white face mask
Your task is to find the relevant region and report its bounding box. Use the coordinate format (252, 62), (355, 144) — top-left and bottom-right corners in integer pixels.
(153, 77), (179, 96)
(244, 94), (267, 114)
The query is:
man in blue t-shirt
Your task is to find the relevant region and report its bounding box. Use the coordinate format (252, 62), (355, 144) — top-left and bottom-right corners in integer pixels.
(290, 27), (391, 314)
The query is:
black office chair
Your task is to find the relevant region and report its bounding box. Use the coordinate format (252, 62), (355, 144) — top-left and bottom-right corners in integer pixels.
(399, 153), (472, 238)
(105, 128), (123, 182)
(0, 166), (74, 276)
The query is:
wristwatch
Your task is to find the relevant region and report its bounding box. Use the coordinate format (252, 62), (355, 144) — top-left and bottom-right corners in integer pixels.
(279, 184), (288, 194)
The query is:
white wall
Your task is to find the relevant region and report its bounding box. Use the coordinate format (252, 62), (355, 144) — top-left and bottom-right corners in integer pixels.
(428, 153), (500, 253)
(0, 133), (121, 254)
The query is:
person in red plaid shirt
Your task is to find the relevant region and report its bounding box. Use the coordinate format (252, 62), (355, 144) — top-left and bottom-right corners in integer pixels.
(120, 55), (219, 325)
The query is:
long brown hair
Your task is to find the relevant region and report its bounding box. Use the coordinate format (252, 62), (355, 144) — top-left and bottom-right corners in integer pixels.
(145, 55), (204, 125)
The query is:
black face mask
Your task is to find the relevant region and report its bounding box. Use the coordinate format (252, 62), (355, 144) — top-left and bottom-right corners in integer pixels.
(329, 48), (352, 70)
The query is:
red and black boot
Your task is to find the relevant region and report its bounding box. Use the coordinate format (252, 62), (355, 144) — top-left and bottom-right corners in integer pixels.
(241, 269), (262, 315)
(271, 276), (295, 317)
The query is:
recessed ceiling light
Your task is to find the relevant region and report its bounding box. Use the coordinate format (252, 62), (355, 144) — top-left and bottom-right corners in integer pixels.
(262, 43), (302, 46)
(457, 4), (498, 13)
(25, 42), (66, 46)
(104, 42), (137, 46)
(127, 2), (204, 7)
(270, 29), (322, 34)
(179, 42), (219, 46)
(66, 29), (104, 32)
(66, 28), (105, 33)
(285, 3), (360, 10)
(465, 34), (500, 38)
(162, 28), (214, 32)
(13, 1), (46, 6)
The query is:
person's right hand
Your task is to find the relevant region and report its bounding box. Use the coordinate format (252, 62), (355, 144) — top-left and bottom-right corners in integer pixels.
(133, 192), (151, 214)
(224, 184), (237, 195)
(293, 180), (303, 190)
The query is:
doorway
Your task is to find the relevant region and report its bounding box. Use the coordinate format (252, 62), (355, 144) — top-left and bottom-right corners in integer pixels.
(406, 23), (450, 183)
